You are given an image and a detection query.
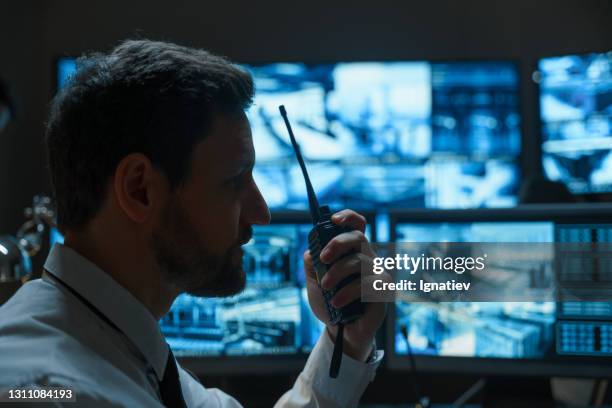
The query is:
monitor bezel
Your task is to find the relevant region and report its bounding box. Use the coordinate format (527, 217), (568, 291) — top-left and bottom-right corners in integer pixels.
(386, 204), (612, 378)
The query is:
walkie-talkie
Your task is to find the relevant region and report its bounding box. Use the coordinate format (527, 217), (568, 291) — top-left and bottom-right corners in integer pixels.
(279, 105), (365, 378)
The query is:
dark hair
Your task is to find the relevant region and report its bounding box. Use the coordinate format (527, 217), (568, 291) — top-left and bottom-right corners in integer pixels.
(45, 40), (254, 231)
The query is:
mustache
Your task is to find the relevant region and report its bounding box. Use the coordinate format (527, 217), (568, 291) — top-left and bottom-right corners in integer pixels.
(237, 226), (253, 246)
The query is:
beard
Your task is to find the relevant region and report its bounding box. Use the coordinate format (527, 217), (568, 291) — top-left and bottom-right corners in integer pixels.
(150, 198), (252, 297)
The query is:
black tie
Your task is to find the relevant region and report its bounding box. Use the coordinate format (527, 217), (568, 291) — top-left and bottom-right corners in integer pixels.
(159, 345), (187, 408)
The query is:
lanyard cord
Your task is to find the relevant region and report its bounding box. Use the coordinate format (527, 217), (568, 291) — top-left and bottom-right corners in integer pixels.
(43, 270), (122, 334)
(42, 270), (186, 407)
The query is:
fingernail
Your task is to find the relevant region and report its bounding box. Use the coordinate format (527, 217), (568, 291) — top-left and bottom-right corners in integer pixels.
(332, 214), (344, 222)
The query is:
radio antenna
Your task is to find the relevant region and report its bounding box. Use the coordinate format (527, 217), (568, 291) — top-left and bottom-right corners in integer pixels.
(279, 105), (321, 224)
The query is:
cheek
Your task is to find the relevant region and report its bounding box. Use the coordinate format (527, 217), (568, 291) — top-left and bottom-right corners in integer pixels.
(208, 208), (241, 248)
(185, 195), (241, 252)
(177, 174), (244, 250)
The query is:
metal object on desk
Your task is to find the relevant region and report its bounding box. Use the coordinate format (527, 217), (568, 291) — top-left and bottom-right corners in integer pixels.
(0, 236), (31, 283)
(16, 195), (56, 258)
(0, 195), (57, 304)
(0, 236), (31, 306)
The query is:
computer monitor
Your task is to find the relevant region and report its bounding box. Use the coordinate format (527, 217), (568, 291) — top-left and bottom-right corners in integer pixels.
(250, 61), (521, 210)
(162, 210), (376, 374)
(538, 51), (612, 194)
(163, 215), (317, 367)
(387, 205), (612, 377)
(55, 58), (521, 210)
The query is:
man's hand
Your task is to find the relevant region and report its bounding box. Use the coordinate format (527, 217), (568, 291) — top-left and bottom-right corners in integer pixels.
(304, 209), (387, 362)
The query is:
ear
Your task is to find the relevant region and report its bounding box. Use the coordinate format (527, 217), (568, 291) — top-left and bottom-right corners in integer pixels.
(113, 153), (162, 224)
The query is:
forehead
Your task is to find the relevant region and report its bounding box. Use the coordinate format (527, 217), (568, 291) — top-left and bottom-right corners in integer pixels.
(190, 113), (254, 174)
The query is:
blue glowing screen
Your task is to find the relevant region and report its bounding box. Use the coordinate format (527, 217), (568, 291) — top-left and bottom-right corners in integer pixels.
(394, 220), (612, 359)
(539, 51), (612, 193)
(249, 62), (520, 209)
(160, 223), (324, 356)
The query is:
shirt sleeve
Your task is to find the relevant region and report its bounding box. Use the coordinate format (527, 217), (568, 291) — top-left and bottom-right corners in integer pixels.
(179, 333), (383, 408)
(273, 332), (383, 408)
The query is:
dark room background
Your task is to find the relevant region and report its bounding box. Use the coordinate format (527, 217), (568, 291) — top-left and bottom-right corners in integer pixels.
(1, 1), (611, 406)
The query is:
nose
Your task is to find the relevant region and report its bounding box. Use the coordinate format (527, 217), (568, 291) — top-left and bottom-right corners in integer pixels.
(242, 178), (271, 226)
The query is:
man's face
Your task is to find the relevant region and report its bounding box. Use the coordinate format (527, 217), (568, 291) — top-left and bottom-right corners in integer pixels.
(150, 112), (270, 297)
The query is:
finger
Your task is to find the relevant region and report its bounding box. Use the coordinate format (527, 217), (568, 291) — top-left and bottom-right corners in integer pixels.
(360, 272), (395, 302)
(331, 209), (367, 233)
(321, 252), (371, 290)
(320, 230), (375, 264)
(330, 280), (361, 308)
(303, 250), (316, 281)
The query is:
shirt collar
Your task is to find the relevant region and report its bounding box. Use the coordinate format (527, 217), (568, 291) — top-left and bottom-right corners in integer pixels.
(44, 243), (169, 380)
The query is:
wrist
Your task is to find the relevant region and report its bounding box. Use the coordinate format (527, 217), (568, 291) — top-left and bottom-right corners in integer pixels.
(325, 326), (374, 362)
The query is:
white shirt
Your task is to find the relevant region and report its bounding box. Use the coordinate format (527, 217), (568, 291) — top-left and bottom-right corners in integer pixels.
(0, 244), (382, 407)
